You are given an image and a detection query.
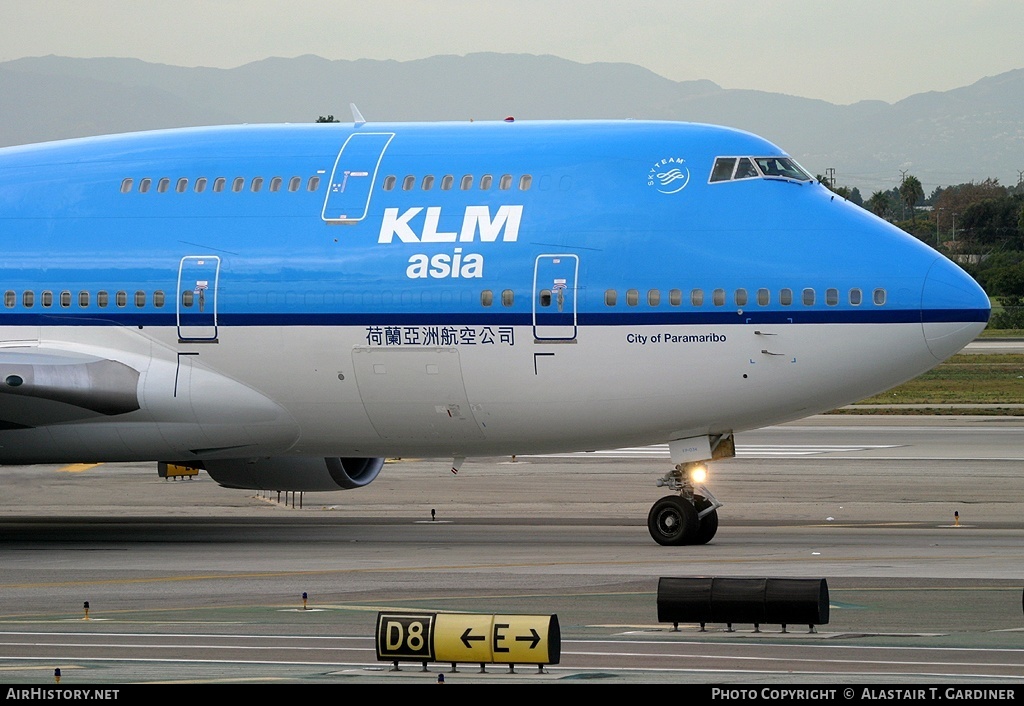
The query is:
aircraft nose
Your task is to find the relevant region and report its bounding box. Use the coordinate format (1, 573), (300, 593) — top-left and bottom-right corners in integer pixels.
(921, 256), (991, 361)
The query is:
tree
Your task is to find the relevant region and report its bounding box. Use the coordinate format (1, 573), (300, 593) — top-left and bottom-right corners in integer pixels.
(316, 115), (339, 123)
(866, 190), (890, 218)
(899, 175), (924, 225)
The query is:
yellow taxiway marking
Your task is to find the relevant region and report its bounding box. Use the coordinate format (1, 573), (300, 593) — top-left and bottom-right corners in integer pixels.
(58, 463), (103, 473)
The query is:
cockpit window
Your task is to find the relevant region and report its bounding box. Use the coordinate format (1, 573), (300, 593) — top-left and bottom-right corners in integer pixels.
(734, 158), (758, 180)
(709, 158), (736, 182)
(754, 157), (812, 181)
(710, 156), (813, 183)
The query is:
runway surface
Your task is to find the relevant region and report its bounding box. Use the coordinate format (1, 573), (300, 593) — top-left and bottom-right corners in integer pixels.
(1, 415), (1022, 685)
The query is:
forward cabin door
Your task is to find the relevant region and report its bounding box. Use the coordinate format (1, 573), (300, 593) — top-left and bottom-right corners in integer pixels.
(177, 255), (220, 342)
(532, 254), (579, 341)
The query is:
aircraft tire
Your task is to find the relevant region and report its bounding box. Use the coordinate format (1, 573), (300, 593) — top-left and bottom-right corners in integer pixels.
(647, 495), (698, 546)
(692, 495), (719, 545)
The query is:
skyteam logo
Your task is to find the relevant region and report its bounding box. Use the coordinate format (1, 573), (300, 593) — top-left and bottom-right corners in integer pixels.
(648, 157), (690, 194)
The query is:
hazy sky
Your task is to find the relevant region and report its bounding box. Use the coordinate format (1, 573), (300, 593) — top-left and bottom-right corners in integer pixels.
(2, 0), (1021, 105)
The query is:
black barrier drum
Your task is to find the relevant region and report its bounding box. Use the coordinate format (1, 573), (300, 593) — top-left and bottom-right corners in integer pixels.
(657, 577), (829, 633)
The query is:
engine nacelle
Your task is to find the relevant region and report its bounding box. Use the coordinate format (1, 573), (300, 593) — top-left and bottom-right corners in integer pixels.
(199, 456), (384, 491)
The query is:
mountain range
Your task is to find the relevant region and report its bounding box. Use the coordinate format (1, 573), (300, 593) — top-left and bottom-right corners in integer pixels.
(2, 53), (1022, 194)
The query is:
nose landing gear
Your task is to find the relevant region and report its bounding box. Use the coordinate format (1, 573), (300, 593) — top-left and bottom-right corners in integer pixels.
(648, 462), (722, 546)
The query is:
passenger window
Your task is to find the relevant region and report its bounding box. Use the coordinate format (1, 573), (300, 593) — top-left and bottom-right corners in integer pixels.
(713, 288), (725, 306)
(499, 174), (513, 190)
(120, 178), (133, 193)
(154, 291), (165, 307)
(441, 175), (454, 190)
(4, 291), (14, 308)
(138, 178), (152, 193)
(669, 289), (682, 306)
(195, 177), (207, 193)
(501, 289), (514, 307)
(251, 177), (264, 192)
(116, 291), (127, 308)
(519, 175), (532, 191)
(690, 289), (704, 306)
(402, 175), (415, 191)
(735, 288), (748, 306)
(710, 158), (736, 182)
(780, 288), (793, 306)
(288, 176), (301, 192)
(480, 174), (493, 190)
(213, 177), (226, 192)
(307, 176), (321, 191)
(647, 289), (660, 306)
(421, 175), (435, 191)
(97, 291), (109, 308)
(480, 290), (493, 307)
(176, 178), (188, 193)
(78, 291), (90, 307)
(135, 291), (146, 307)
(21, 291), (33, 308)
(60, 291), (71, 308)
(849, 288), (862, 306)
(539, 289), (552, 307)
(157, 178), (170, 193)
(232, 177), (245, 192)
(757, 288), (770, 306)
(461, 175), (473, 190)
(802, 288), (815, 306)
(41, 291), (53, 308)
(383, 175), (396, 190)
(626, 289), (639, 306)
(270, 177), (282, 192)
(873, 288), (887, 305)
(826, 288), (838, 306)
(182, 290), (194, 308)
(605, 290), (618, 306)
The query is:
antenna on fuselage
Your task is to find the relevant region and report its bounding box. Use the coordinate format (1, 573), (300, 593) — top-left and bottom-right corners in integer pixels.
(350, 103), (366, 126)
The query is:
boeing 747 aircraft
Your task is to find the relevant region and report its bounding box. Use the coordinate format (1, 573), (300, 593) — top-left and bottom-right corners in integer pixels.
(0, 117), (989, 545)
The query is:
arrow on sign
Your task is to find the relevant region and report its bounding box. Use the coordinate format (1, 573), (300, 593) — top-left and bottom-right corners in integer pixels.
(515, 628), (541, 649)
(460, 628), (486, 648)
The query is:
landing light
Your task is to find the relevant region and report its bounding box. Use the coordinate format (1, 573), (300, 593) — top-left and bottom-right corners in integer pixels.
(689, 465), (708, 484)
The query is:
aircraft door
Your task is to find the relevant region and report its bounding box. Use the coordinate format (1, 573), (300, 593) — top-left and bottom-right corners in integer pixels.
(321, 132), (395, 224)
(177, 256), (220, 342)
(533, 254), (579, 341)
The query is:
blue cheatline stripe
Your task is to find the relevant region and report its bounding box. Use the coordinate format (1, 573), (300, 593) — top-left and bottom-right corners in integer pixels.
(0, 308), (990, 327)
